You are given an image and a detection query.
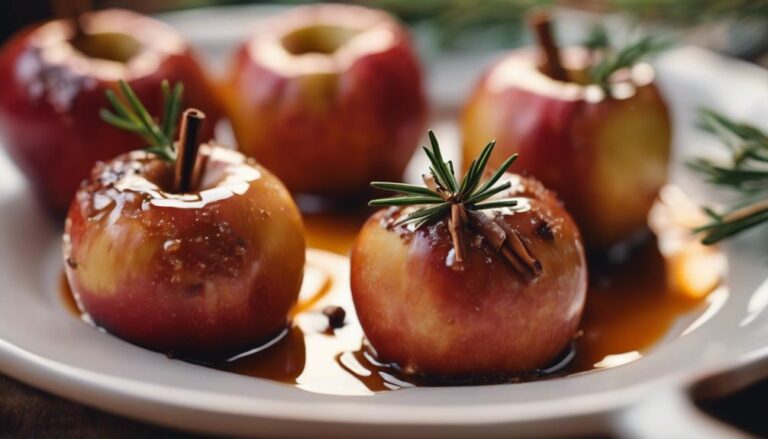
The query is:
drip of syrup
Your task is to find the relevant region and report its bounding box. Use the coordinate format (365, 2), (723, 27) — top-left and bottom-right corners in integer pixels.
(60, 186), (727, 396)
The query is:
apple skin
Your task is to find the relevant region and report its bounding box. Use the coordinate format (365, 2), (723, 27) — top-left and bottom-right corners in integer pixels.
(224, 4), (426, 197)
(0, 9), (222, 215)
(461, 47), (671, 248)
(351, 174), (587, 377)
(63, 146), (305, 358)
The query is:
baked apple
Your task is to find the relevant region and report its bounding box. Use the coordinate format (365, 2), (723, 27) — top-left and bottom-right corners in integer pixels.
(63, 81), (304, 358)
(224, 4), (426, 197)
(0, 9), (222, 215)
(461, 14), (671, 248)
(351, 132), (587, 377)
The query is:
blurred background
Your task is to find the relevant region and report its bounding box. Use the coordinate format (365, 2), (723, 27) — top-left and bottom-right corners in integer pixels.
(2, 0), (768, 67)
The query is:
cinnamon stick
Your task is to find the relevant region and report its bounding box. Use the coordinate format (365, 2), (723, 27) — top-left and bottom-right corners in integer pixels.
(449, 204), (467, 269)
(466, 210), (542, 281)
(500, 247), (532, 278)
(174, 109), (206, 193)
(467, 210), (506, 250)
(494, 216), (542, 276)
(529, 11), (568, 82)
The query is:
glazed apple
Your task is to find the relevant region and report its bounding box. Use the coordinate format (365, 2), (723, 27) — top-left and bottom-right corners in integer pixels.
(224, 4), (426, 197)
(63, 82), (304, 358)
(0, 9), (222, 215)
(351, 133), (587, 376)
(461, 16), (671, 248)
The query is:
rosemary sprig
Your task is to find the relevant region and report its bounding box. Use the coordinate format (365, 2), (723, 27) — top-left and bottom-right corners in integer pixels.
(100, 79), (184, 162)
(370, 131), (542, 278)
(590, 36), (670, 90)
(370, 130), (519, 228)
(696, 108), (768, 168)
(690, 108), (768, 244)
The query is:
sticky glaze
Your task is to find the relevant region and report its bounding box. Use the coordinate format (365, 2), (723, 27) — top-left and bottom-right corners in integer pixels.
(60, 185), (726, 395)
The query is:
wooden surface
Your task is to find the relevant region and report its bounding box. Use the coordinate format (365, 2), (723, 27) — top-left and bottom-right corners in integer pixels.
(0, 373), (202, 438)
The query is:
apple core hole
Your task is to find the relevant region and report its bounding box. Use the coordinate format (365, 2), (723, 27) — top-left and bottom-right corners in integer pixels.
(71, 32), (142, 63)
(281, 25), (362, 56)
(564, 67), (592, 85)
(536, 63), (592, 86)
(141, 162), (201, 195)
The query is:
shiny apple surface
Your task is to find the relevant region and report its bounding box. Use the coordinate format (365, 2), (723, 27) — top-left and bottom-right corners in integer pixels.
(63, 146), (305, 357)
(462, 48), (671, 248)
(351, 174), (588, 376)
(0, 9), (222, 214)
(225, 4), (426, 197)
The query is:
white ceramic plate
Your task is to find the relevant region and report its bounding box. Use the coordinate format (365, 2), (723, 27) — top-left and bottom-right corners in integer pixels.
(1, 6), (767, 438)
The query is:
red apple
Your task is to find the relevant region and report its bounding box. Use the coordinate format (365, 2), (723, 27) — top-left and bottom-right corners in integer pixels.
(224, 4), (426, 197)
(351, 173), (587, 377)
(0, 9), (222, 215)
(63, 145), (305, 358)
(461, 47), (671, 248)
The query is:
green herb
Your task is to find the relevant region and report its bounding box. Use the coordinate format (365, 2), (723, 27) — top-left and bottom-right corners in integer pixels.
(100, 79), (184, 162)
(370, 131), (542, 277)
(690, 108), (768, 244)
(583, 24), (609, 51)
(369, 130), (519, 227)
(589, 36), (670, 90)
(307, 0), (767, 51)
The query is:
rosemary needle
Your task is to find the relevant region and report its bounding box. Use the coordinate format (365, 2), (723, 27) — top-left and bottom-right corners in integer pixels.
(100, 79), (183, 163)
(370, 131), (519, 228)
(690, 108), (768, 244)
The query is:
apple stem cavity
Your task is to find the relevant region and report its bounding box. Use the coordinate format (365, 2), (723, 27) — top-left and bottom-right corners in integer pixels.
(529, 11), (568, 82)
(174, 109), (206, 193)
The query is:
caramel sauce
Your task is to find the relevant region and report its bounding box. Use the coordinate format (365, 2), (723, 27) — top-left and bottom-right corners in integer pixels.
(59, 273), (80, 316)
(302, 210), (370, 255)
(571, 237), (702, 372)
(59, 186), (727, 395)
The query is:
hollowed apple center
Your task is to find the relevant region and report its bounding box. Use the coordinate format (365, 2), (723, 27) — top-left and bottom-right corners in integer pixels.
(71, 32), (142, 63)
(281, 25), (362, 56)
(117, 148), (261, 209)
(535, 59), (591, 85)
(562, 67), (591, 86)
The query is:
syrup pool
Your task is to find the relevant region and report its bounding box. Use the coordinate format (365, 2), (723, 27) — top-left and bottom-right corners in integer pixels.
(60, 185), (727, 396)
